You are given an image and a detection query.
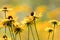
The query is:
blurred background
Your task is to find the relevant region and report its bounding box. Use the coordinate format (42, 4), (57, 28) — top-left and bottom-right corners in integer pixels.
(0, 0), (60, 40)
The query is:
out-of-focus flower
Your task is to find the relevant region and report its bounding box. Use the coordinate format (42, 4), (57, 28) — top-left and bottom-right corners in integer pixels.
(45, 27), (53, 33)
(30, 12), (34, 16)
(35, 6), (47, 18)
(3, 35), (7, 40)
(0, 38), (11, 40)
(0, 16), (16, 27)
(0, 18), (15, 28)
(21, 16), (34, 25)
(7, 16), (13, 19)
(14, 25), (23, 40)
(1, 19), (9, 23)
(3, 19), (14, 27)
(13, 22), (20, 28)
(2, 35), (11, 40)
(30, 12), (43, 22)
(34, 12), (43, 18)
(14, 27), (23, 35)
(0, 19), (9, 26)
(35, 6), (47, 13)
(49, 20), (59, 26)
(0, 19), (8, 28)
(7, 15), (18, 21)
(30, 12), (42, 18)
(58, 22), (60, 26)
(10, 21), (23, 33)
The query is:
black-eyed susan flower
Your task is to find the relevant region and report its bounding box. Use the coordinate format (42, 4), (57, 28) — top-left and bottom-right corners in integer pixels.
(49, 20), (59, 27)
(31, 12), (42, 18)
(14, 25), (23, 40)
(45, 27), (53, 33)
(49, 20), (59, 40)
(30, 12), (40, 40)
(45, 27), (53, 40)
(3, 35), (7, 40)
(21, 16), (34, 25)
(14, 27), (23, 35)
(34, 12), (42, 18)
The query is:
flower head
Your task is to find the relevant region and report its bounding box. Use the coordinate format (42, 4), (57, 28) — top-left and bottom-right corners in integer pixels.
(14, 27), (23, 35)
(0, 19), (9, 26)
(13, 22), (20, 28)
(30, 11), (42, 18)
(0, 18), (15, 28)
(8, 16), (13, 19)
(34, 12), (42, 18)
(3, 7), (7, 9)
(30, 12), (34, 16)
(21, 16), (34, 25)
(3, 35), (7, 40)
(49, 20), (59, 26)
(7, 14), (18, 21)
(45, 27), (53, 33)
(58, 22), (60, 26)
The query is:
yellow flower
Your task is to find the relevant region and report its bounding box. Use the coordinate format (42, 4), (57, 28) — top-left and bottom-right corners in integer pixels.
(35, 6), (47, 13)
(0, 19), (9, 27)
(21, 16), (34, 24)
(45, 27), (53, 32)
(7, 13), (18, 21)
(2, 37), (11, 40)
(13, 22), (24, 30)
(49, 20), (59, 26)
(34, 11), (43, 18)
(58, 22), (60, 26)
(13, 22), (20, 27)
(1, 19), (9, 22)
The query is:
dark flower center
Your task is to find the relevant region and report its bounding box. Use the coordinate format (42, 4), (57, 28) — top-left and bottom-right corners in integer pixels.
(3, 7), (7, 9)
(8, 16), (13, 19)
(49, 29), (53, 32)
(16, 28), (20, 31)
(31, 12), (34, 16)
(15, 27), (22, 32)
(52, 21), (57, 25)
(3, 35), (7, 38)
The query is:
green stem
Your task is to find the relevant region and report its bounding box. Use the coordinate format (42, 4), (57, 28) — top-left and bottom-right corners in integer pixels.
(29, 24), (35, 40)
(19, 32), (21, 40)
(48, 32), (50, 40)
(52, 24), (55, 40)
(5, 26), (6, 35)
(8, 27), (13, 40)
(11, 27), (15, 40)
(34, 19), (40, 40)
(28, 25), (30, 40)
(4, 9), (7, 36)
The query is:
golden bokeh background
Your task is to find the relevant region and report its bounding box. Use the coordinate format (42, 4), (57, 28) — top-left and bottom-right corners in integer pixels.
(0, 0), (60, 40)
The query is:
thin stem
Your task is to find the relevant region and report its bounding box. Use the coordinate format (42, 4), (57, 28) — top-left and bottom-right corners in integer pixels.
(8, 27), (13, 40)
(52, 24), (55, 40)
(4, 39), (7, 40)
(14, 34), (17, 40)
(19, 32), (21, 40)
(28, 25), (30, 40)
(5, 12), (6, 18)
(48, 32), (50, 40)
(29, 24), (35, 40)
(4, 24), (6, 38)
(4, 10), (7, 35)
(11, 27), (15, 40)
(34, 18), (40, 40)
